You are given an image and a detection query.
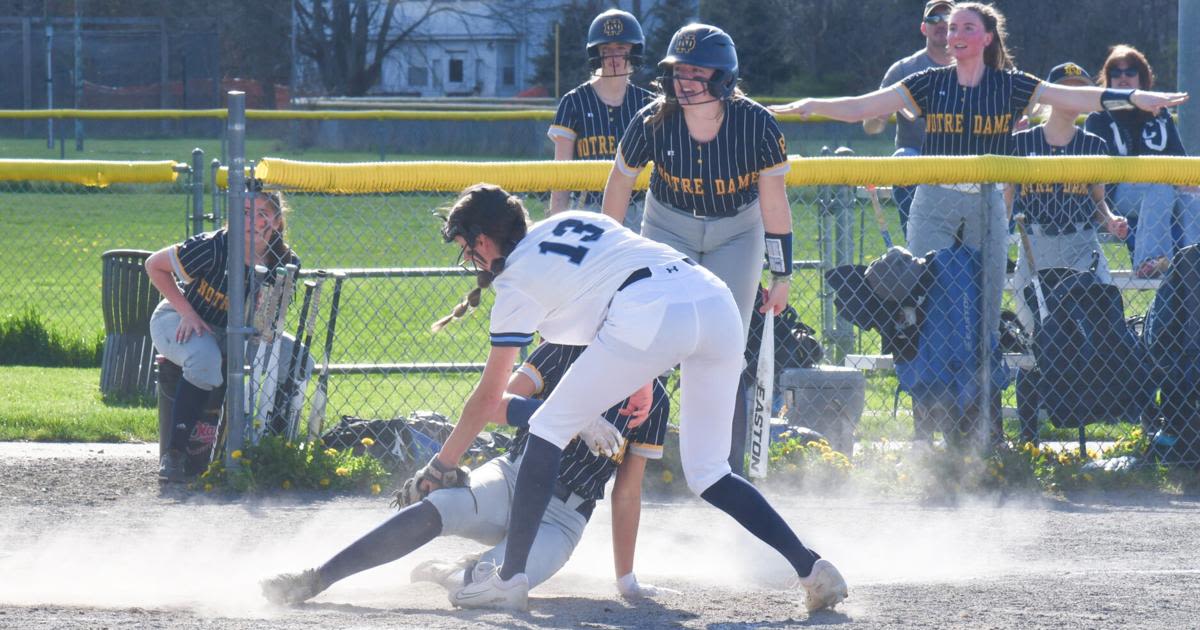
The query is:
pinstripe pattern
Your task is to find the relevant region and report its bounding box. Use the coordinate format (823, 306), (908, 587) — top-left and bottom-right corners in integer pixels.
(1012, 125), (1108, 226)
(167, 228), (298, 328)
(549, 82), (653, 207)
(510, 341), (669, 501)
(617, 97), (789, 217)
(895, 66), (1043, 156)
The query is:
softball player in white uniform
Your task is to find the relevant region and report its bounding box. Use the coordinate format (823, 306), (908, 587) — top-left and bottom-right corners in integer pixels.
(429, 184), (847, 613)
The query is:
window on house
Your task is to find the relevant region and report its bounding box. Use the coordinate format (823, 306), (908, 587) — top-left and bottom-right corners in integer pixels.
(449, 58), (464, 83)
(500, 43), (516, 86)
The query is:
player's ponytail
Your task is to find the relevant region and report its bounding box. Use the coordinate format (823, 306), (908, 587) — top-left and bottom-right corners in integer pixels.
(955, 3), (1015, 70)
(432, 184), (530, 333)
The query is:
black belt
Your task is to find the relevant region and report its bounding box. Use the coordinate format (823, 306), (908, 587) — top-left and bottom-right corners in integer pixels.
(617, 258), (695, 292)
(1030, 222), (1093, 236)
(553, 481), (595, 520)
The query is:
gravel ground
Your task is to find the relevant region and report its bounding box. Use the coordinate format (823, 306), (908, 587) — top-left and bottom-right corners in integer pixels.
(1, 442), (1198, 629)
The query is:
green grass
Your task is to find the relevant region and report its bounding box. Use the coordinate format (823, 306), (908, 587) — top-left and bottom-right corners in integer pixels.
(0, 367), (156, 441)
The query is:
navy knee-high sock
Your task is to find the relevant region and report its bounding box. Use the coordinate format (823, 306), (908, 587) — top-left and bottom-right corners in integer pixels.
(169, 377), (210, 452)
(700, 473), (820, 577)
(318, 500), (443, 586)
(498, 435), (561, 580)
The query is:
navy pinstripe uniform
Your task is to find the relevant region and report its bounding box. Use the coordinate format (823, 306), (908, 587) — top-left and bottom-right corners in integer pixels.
(894, 65), (1045, 335)
(549, 83), (653, 214)
(1085, 108), (1197, 268)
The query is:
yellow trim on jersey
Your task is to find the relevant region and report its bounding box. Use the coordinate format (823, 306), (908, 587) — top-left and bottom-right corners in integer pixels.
(515, 363), (545, 395)
(760, 160), (791, 177)
(894, 83), (921, 118)
(615, 149), (642, 178)
(629, 442), (664, 460)
(547, 124), (577, 141)
(168, 244), (193, 284)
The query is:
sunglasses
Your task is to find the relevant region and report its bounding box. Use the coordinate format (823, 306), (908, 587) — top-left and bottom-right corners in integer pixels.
(1108, 67), (1140, 79)
(923, 14), (948, 25)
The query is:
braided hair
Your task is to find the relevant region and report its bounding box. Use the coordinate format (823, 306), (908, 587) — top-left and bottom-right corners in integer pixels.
(431, 184), (531, 333)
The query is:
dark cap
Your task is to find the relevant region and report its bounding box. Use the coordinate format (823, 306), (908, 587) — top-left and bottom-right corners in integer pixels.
(924, 0), (955, 17)
(1046, 62), (1092, 86)
(866, 246), (926, 305)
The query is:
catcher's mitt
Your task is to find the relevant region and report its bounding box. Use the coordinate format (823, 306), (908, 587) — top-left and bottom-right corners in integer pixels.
(391, 456), (470, 509)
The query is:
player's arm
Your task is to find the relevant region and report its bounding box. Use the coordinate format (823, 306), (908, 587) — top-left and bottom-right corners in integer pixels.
(770, 87), (907, 123)
(145, 245), (211, 341)
(601, 161), (639, 225)
(549, 136), (576, 215)
(1003, 183), (1015, 220)
(759, 173), (792, 315)
(1038, 83), (1189, 115)
(436, 345), (521, 468)
(1091, 184), (1129, 239)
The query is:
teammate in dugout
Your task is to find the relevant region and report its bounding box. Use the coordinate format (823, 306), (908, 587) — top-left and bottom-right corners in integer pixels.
(422, 184), (846, 612)
(260, 339), (672, 604)
(1005, 62), (1129, 333)
(600, 23), (795, 475)
(547, 9), (654, 231)
(771, 2), (1187, 341)
(145, 182), (298, 482)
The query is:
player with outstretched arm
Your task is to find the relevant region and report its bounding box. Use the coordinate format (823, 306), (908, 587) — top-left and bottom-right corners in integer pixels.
(426, 183), (847, 613)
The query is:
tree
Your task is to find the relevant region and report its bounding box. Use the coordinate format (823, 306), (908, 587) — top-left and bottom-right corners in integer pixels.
(531, 0), (611, 96)
(294, 0), (455, 96)
(645, 0), (694, 70)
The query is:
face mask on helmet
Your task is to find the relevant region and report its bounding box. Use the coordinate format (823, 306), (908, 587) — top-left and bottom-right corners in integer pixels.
(657, 24), (739, 104)
(658, 64), (736, 105)
(586, 10), (645, 76)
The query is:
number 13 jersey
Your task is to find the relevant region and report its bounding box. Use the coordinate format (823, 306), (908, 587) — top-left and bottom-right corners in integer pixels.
(489, 210), (690, 347)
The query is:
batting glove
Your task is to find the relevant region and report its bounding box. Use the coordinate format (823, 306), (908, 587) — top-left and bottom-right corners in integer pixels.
(577, 416), (625, 460)
(391, 456), (470, 509)
(616, 572), (678, 598)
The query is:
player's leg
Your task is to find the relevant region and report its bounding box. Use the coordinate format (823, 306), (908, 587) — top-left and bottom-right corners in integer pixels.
(471, 494), (589, 590)
(149, 302), (222, 481)
(677, 287), (846, 611)
(905, 184), (963, 256)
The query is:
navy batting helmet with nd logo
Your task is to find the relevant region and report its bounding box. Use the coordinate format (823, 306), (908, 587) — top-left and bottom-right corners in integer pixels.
(586, 9), (645, 72)
(659, 23), (738, 101)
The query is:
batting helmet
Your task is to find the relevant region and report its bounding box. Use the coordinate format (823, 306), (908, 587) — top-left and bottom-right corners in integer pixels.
(659, 23), (739, 101)
(586, 9), (645, 72)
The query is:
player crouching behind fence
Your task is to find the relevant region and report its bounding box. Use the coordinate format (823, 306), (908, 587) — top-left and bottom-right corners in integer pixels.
(145, 181), (298, 482)
(388, 183), (847, 613)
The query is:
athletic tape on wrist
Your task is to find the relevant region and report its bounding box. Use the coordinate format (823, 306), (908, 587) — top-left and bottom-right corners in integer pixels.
(1101, 88), (1136, 111)
(764, 232), (793, 276)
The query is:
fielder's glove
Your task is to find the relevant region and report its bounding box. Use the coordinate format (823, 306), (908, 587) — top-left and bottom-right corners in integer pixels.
(616, 572), (679, 599)
(391, 456), (470, 509)
(577, 415), (626, 460)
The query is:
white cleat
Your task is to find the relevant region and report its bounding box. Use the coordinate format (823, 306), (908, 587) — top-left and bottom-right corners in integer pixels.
(799, 559), (848, 612)
(447, 562), (529, 611)
(261, 568), (325, 605)
(411, 556), (477, 590)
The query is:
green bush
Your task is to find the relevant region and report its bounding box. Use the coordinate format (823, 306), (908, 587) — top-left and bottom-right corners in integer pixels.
(0, 309), (102, 367)
(199, 435), (390, 495)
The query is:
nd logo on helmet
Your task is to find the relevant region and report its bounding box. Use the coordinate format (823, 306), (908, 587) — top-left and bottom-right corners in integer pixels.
(603, 17), (623, 37)
(675, 33), (696, 54)
(1064, 64), (1082, 76)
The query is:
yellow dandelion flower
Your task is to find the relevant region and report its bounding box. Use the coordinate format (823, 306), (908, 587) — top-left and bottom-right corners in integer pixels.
(282, 480), (292, 490)
(361, 437), (375, 447)
(336, 466), (350, 477)
(319, 478), (331, 487)
(203, 483), (213, 492)
(662, 470), (674, 484)
(371, 483), (382, 495)
(231, 450), (243, 460)
(1082, 473), (1094, 482)
(325, 448), (338, 457)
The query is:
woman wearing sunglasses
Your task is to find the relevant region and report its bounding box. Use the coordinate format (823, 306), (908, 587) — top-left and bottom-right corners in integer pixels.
(1085, 45), (1197, 278)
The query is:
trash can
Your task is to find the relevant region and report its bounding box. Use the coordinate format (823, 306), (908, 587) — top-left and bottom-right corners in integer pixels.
(100, 249), (161, 400)
(780, 366), (865, 455)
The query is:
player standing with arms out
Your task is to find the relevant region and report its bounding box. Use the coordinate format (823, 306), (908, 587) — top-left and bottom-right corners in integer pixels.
(600, 23), (794, 473)
(1085, 45), (1198, 279)
(548, 8), (654, 231)
(863, 0), (955, 235)
(771, 1), (1187, 341)
(145, 183), (298, 482)
(430, 183), (846, 613)
(1005, 62), (1128, 333)
(260, 341), (672, 604)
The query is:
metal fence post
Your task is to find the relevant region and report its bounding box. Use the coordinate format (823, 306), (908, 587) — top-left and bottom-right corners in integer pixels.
(818, 146), (837, 359)
(224, 91), (248, 469)
(210, 158), (223, 227)
(829, 146), (857, 362)
(979, 183), (995, 449)
(190, 148), (205, 236)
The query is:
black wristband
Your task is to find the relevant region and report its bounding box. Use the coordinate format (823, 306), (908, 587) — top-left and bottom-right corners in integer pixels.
(1101, 88), (1136, 111)
(764, 232), (793, 276)
(429, 456), (455, 474)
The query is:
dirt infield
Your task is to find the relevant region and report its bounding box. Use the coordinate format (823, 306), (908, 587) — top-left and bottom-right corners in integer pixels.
(1, 443), (1198, 629)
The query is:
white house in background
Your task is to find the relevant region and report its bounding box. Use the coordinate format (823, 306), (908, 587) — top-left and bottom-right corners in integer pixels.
(295, 0), (689, 98)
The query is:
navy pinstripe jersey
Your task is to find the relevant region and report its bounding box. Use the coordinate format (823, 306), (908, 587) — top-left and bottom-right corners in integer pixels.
(168, 228), (299, 328)
(1011, 125), (1108, 227)
(616, 96), (790, 217)
(508, 341), (668, 501)
(548, 82), (654, 207)
(895, 66), (1044, 156)
(1083, 109), (1186, 156)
